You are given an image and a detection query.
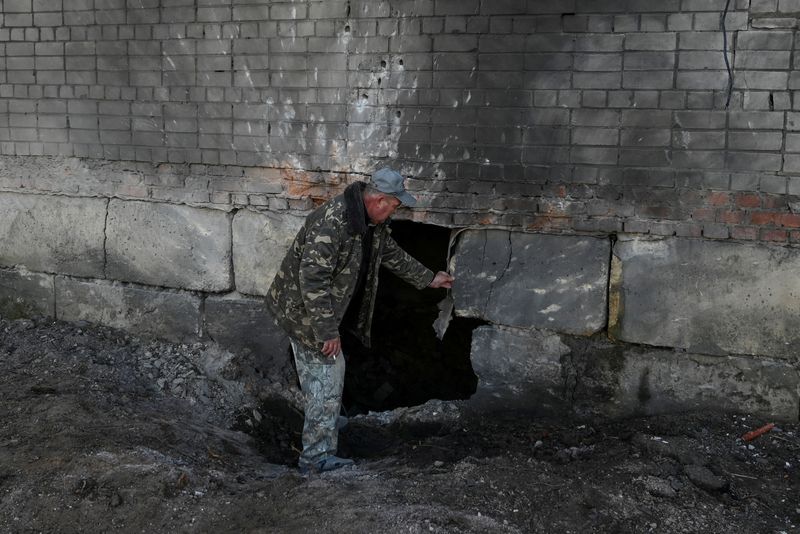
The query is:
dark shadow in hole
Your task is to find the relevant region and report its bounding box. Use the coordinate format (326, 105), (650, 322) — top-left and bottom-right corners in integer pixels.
(342, 220), (482, 415)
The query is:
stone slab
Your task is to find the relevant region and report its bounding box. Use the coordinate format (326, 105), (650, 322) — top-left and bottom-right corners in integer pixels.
(0, 268), (55, 319)
(453, 230), (610, 335)
(0, 192), (106, 277)
(106, 199), (232, 292)
(232, 209), (304, 296)
(468, 324), (799, 421)
(468, 324), (570, 411)
(610, 236), (800, 359)
(203, 294), (292, 376)
(604, 350), (800, 422)
(55, 276), (201, 342)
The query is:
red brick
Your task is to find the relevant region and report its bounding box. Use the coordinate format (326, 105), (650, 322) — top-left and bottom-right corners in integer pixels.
(790, 231), (800, 244)
(761, 194), (786, 209)
(691, 208), (716, 221)
(716, 210), (744, 224)
(760, 229), (788, 242)
(779, 214), (800, 228)
(750, 211), (777, 225)
(526, 215), (570, 231)
(735, 193), (761, 208)
(708, 191), (731, 206)
(731, 226), (758, 240)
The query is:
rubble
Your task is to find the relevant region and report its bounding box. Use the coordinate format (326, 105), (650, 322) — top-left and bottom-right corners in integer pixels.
(1, 315), (799, 533)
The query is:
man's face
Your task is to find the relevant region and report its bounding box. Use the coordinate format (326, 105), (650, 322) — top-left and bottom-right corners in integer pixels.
(367, 195), (401, 224)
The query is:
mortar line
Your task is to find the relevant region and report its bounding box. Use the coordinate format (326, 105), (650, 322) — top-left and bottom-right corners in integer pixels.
(228, 208), (235, 292)
(52, 273), (57, 319)
(102, 198), (110, 279)
(603, 233), (616, 334)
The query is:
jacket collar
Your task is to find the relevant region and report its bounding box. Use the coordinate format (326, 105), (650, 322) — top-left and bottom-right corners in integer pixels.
(343, 181), (369, 236)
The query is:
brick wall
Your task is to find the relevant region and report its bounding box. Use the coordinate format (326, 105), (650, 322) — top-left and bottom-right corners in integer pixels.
(0, 0), (799, 242)
(2, 0), (800, 418)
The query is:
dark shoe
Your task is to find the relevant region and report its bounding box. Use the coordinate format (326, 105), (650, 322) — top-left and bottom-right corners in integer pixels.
(298, 455), (354, 475)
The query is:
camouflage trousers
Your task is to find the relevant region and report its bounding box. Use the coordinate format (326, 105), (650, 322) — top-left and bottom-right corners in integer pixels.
(290, 338), (346, 468)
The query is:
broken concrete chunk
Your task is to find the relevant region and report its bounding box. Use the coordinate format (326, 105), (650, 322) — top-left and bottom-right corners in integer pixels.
(452, 230), (609, 336)
(641, 476), (677, 499)
(684, 465), (729, 493)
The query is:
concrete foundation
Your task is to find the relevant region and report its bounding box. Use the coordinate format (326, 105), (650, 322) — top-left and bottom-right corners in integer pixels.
(452, 230), (610, 335)
(55, 277), (201, 343)
(1, 200), (798, 421)
(0, 268), (54, 319)
(232, 209), (304, 297)
(0, 192), (106, 277)
(610, 236), (800, 359)
(469, 324), (799, 421)
(106, 200), (233, 292)
(203, 293), (291, 373)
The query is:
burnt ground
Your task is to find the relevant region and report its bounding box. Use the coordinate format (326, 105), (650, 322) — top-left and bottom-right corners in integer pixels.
(1, 315), (799, 533)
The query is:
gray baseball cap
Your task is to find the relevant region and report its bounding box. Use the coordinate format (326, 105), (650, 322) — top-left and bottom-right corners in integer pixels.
(371, 167), (417, 207)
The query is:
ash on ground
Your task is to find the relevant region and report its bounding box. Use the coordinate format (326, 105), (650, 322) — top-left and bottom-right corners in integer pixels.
(1, 315), (798, 533)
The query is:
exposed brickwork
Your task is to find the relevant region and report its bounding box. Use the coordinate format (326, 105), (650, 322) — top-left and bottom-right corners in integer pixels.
(0, 1), (799, 242)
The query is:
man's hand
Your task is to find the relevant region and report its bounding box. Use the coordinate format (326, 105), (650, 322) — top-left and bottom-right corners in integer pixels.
(321, 337), (342, 359)
(429, 271), (454, 289)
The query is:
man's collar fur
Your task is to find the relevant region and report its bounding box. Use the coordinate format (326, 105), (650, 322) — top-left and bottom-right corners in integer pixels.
(344, 181), (369, 236)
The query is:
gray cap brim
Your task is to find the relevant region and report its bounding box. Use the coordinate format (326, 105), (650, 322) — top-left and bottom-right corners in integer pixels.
(395, 190), (417, 207)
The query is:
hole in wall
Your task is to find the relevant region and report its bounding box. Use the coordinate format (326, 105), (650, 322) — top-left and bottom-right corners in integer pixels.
(342, 221), (481, 414)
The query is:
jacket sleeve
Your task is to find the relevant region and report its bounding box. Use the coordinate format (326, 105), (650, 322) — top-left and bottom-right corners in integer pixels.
(297, 212), (343, 343)
(380, 234), (435, 290)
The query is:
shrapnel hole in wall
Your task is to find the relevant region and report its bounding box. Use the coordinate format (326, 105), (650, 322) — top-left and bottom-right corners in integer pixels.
(342, 220), (481, 414)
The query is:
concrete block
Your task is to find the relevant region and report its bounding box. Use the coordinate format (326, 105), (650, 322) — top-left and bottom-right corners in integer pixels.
(737, 30), (794, 50)
(728, 131), (783, 150)
(610, 236), (800, 359)
(580, 347), (800, 422)
(468, 325), (570, 411)
(453, 230), (610, 336)
(0, 268), (54, 318)
(203, 293), (291, 372)
(729, 111), (785, 130)
(0, 192), (106, 277)
(55, 277), (201, 342)
(625, 32), (677, 51)
(468, 325), (800, 420)
(232, 209), (305, 297)
(106, 200), (232, 292)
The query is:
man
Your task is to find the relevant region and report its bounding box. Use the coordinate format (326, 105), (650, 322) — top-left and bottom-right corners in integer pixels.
(266, 167), (454, 474)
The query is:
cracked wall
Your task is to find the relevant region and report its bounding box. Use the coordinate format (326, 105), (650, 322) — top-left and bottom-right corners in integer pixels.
(454, 228), (800, 421)
(0, 1), (800, 419)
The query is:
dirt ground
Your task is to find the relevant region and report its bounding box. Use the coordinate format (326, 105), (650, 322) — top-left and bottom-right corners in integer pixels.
(1, 315), (798, 534)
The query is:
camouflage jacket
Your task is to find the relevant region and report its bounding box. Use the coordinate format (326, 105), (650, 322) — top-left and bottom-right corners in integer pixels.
(266, 182), (435, 352)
